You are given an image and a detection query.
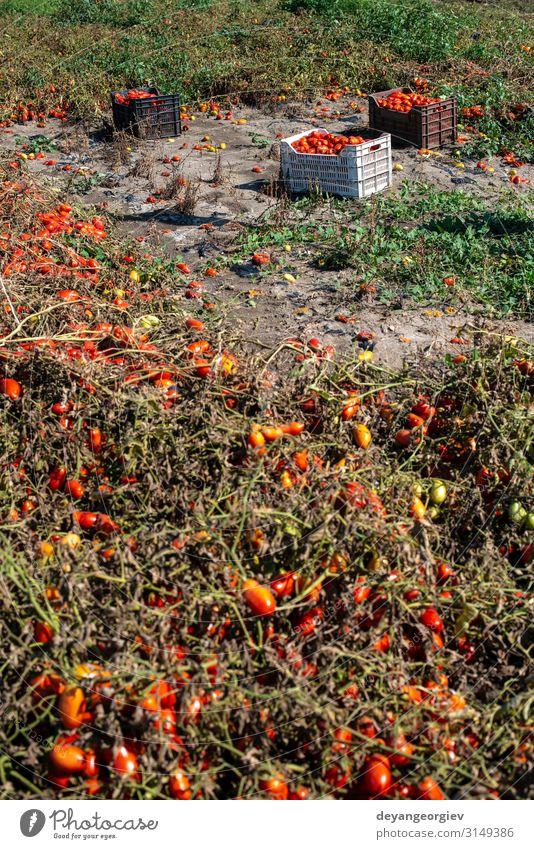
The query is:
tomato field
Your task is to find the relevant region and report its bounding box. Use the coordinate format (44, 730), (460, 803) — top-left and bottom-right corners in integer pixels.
(0, 0), (532, 802)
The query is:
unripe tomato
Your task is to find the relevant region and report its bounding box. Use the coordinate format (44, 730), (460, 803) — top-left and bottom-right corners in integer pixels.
(352, 423), (371, 448)
(524, 513), (534, 531)
(362, 754), (391, 797)
(410, 497), (426, 519)
(50, 743), (86, 774)
(508, 501), (527, 524)
(430, 480), (447, 505)
(248, 430), (265, 449)
(169, 770), (191, 799)
(262, 425), (283, 442)
(419, 607), (443, 633)
(58, 686), (86, 729)
(243, 579), (276, 616)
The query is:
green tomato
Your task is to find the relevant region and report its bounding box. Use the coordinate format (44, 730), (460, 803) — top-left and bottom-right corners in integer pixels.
(138, 315), (161, 328)
(412, 482), (423, 497)
(427, 505), (440, 520)
(524, 512), (534, 531)
(429, 480), (447, 505)
(508, 501), (527, 524)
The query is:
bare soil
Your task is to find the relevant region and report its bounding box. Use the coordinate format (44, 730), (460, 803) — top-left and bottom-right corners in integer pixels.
(2, 94), (531, 367)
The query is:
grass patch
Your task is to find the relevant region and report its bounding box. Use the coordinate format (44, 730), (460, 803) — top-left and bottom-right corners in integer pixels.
(239, 184), (533, 316)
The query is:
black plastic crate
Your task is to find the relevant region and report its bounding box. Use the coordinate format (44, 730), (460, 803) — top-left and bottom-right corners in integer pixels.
(368, 88), (457, 149)
(111, 88), (182, 139)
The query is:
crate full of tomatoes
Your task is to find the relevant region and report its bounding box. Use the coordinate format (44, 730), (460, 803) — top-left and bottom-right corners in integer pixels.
(368, 87), (457, 149)
(280, 128), (391, 198)
(110, 87), (182, 139)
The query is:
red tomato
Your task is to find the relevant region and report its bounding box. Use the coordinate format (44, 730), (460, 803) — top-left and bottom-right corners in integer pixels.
(112, 745), (139, 779)
(243, 579), (276, 616)
(280, 421), (305, 436)
(293, 606), (323, 637)
(289, 786), (309, 800)
(49, 467), (67, 491)
(417, 776), (445, 800)
(34, 620), (54, 643)
(420, 606), (443, 633)
(251, 251), (270, 266)
(169, 770), (191, 799)
(270, 572), (295, 598)
(259, 773), (288, 800)
(0, 377), (22, 400)
(362, 754), (392, 797)
(73, 511), (99, 530)
(65, 479), (85, 499)
(185, 318), (205, 331)
(88, 427), (103, 452)
(50, 743), (86, 774)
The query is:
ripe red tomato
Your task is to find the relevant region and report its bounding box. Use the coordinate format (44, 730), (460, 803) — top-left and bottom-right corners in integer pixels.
(259, 773), (289, 800)
(270, 572), (295, 598)
(388, 734), (415, 767)
(185, 318), (205, 331)
(417, 776), (445, 800)
(83, 751), (99, 778)
(376, 90), (441, 113)
(243, 579), (276, 616)
(50, 743), (86, 774)
(293, 606), (323, 637)
(420, 606), (443, 633)
(292, 130), (364, 155)
(0, 377), (22, 400)
(73, 511), (99, 530)
(251, 251), (270, 266)
(362, 754), (392, 797)
(65, 479), (85, 499)
(34, 620), (54, 643)
(289, 786), (309, 800)
(88, 428), (103, 452)
(49, 467), (67, 491)
(112, 745), (139, 779)
(169, 770), (191, 799)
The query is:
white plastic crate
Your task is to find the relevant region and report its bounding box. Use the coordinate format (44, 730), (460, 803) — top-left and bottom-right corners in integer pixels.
(280, 128), (392, 198)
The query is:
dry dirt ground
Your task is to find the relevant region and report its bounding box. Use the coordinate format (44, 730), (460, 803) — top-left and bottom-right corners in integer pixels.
(2, 94), (532, 367)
